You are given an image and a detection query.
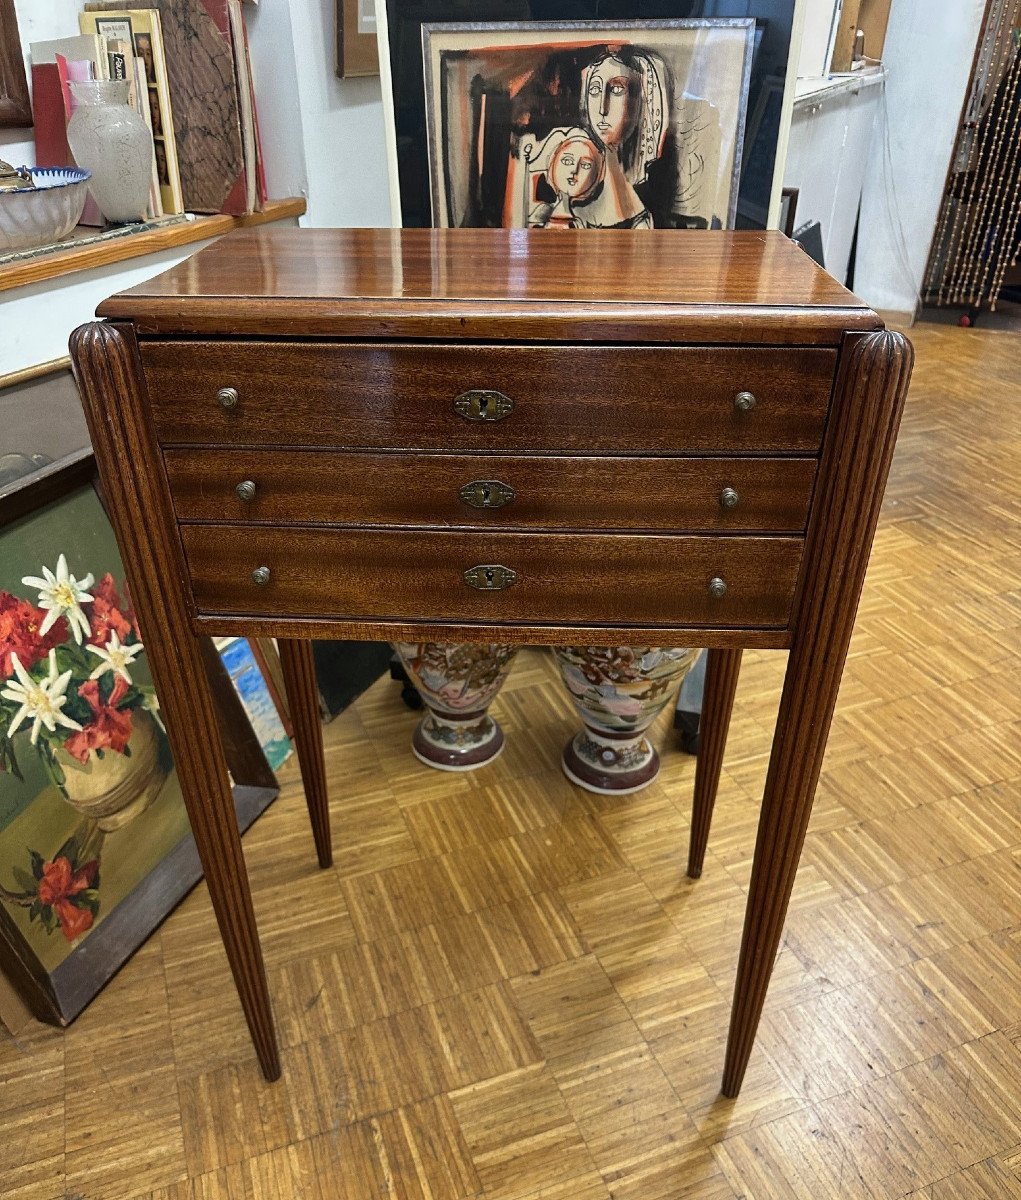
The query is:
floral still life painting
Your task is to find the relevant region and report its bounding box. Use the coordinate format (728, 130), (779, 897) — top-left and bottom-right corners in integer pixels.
(422, 19), (754, 231)
(0, 484), (190, 1013)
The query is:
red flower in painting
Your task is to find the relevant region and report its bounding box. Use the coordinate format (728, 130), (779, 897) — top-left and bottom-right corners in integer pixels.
(54, 899), (94, 941)
(62, 676), (134, 763)
(86, 573), (133, 647)
(37, 855), (99, 940)
(0, 591), (68, 678)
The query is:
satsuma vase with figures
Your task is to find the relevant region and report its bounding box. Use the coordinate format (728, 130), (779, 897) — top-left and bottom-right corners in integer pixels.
(392, 642), (518, 771)
(553, 645), (698, 794)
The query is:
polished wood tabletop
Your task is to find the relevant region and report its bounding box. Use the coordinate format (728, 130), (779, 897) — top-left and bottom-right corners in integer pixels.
(98, 227), (881, 344)
(72, 227), (911, 1109)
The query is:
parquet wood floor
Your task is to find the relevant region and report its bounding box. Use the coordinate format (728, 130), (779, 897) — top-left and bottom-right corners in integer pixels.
(2, 321), (1020, 1200)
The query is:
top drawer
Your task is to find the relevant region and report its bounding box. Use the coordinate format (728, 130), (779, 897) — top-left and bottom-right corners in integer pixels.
(141, 342), (836, 454)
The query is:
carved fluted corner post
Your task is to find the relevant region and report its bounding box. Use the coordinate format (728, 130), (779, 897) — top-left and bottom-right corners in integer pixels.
(69, 321), (281, 1082)
(277, 640), (332, 868)
(722, 330), (914, 1098)
(688, 648), (743, 879)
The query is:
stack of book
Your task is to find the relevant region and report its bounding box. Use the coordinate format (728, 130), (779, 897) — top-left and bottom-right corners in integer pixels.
(30, 0), (266, 223)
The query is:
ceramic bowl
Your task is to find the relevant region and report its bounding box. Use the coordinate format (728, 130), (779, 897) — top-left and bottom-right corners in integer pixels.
(0, 167), (92, 254)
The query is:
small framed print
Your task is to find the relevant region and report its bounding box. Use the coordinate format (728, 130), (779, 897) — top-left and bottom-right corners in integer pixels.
(337, 0), (379, 78)
(0, 0), (31, 128)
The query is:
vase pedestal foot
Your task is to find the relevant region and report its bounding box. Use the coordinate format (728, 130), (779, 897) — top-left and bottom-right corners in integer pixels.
(411, 709), (506, 772)
(392, 641), (517, 773)
(561, 726), (661, 794)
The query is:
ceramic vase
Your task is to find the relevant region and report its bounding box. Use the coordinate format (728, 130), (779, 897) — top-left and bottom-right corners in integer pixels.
(66, 80), (153, 223)
(553, 646), (698, 794)
(392, 641), (518, 770)
(51, 710), (167, 832)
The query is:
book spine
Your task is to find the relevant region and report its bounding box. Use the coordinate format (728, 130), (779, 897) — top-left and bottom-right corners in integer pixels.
(30, 64), (72, 168)
(146, 10), (186, 214)
(134, 54), (164, 219)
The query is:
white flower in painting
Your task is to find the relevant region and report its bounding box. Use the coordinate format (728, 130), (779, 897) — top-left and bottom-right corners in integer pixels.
(1, 650), (83, 745)
(87, 629), (144, 684)
(22, 554), (94, 644)
(140, 689), (165, 733)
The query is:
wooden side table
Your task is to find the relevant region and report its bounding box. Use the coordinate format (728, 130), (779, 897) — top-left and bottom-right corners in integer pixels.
(69, 227), (912, 1097)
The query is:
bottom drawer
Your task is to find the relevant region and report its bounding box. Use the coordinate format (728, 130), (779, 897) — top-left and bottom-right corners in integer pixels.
(179, 526), (804, 629)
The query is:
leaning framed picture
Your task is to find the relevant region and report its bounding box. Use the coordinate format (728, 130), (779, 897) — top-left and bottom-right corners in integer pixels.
(421, 19), (753, 230)
(0, 454), (278, 1027)
(374, 1), (796, 229)
(0, 0), (32, 128)
(337, 0), (379, 77)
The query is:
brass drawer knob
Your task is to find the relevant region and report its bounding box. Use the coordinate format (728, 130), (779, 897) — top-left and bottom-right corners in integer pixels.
(217, 386), (239, 410)
(720, 487), (740, 509)
(236, 480), (257, 501)
(252, 566), (271, 586)
(464, 564), (517, 590)
(708, 577), (727, 599)
(734, 390), (757, 412)
(459, 479), (516, 509)
(454, 389), (514, 422)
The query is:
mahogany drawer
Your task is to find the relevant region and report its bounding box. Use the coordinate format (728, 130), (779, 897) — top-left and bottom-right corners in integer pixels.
(163, 450), (818, 533)
(178, 526), (804, 629)
(142, 341), (836, 453)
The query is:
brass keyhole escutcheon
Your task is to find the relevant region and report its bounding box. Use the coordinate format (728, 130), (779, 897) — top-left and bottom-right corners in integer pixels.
(464, 564), (518, 590)
(459, 479), (516, 509)
(453, 389), (514, 422)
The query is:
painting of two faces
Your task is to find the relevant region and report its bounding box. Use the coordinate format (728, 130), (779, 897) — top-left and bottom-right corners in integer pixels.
(423, 19), (754, 231)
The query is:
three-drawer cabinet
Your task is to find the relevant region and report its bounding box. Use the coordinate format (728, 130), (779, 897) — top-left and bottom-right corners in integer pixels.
(71, 227), (911, 1099)
(140, 338), (836, 636)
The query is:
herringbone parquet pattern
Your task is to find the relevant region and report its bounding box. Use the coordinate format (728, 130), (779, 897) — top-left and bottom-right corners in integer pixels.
(2, 321), (1020, 1200)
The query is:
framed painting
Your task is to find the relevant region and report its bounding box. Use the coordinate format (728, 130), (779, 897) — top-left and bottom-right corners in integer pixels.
(780, 185), (798, 238)
(735, 71), (785, 227)
(0, 0), (31, 128)
(0, 458), (277, 1027)
(378, 0), (798, 231)
(337, 0), (380, 77)
(422, 19), (753, 231)
(217, 637), (293, 771)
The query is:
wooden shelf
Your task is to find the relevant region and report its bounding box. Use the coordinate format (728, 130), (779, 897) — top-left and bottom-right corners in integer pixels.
(0, 197), (306, 294)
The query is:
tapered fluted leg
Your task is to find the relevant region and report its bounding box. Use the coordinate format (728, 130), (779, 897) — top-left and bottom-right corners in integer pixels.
(688, 649), (742, 878)
(278, 639), (332, 868)
(71, 321), (281, 1081)
(722, 330), (913, 1098)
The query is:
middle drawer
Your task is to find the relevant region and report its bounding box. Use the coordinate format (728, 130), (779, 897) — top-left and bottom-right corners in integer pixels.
(163, 450), (817, 532)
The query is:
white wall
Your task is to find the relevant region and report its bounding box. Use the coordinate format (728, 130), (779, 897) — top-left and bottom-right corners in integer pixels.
(797, 0), (837, 79)
(783, 74), (884, 284)
(244, 1), (309, 205)
(284, 0), (391, 227)
(855, 0), (985, 318)
(1, 0), (82, 167)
